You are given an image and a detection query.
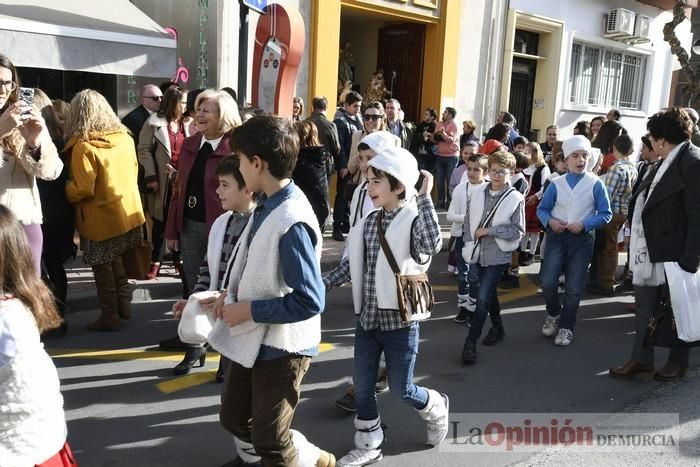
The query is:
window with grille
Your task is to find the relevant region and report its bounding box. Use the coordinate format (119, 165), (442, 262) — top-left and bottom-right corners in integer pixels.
(568, 41), (646, 110)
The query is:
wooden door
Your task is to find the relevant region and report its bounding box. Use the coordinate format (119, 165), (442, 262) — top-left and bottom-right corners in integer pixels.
(377, 23), (425, 123)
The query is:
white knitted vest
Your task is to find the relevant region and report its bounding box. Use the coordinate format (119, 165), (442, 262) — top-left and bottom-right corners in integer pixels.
(348, 198), (433, 315)
(550, 172), (598, 224)
(0, 301), (66, 466)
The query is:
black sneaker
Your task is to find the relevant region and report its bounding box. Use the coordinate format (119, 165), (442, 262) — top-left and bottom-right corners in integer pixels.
(587, 283), (615, 297)
(482, 326), (505, 346)
(615, 277), (634, 294)
(335, 386), (357, 413)
(519, 252), (535, 266)
(453, 308), (470, 324)
(375, 368), (389, 393)
(462, 340), (477, 364)
(332, 229), (345, 242)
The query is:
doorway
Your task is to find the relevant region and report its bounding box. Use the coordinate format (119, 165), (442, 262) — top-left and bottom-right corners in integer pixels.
(508, 57), (537, 140)
(377, 23), (425, 123)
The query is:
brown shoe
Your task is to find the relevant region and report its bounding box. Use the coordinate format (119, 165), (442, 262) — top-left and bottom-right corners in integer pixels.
(608, 361), (654, 380)
(316, 449), (336, 467)
(654, 364), (688, 382)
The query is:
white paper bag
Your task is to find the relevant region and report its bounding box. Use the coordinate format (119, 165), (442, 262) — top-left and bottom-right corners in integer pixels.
(663, 262), (700, 343)
(462, 240), (480, 265)
(177, 290), (219, 344)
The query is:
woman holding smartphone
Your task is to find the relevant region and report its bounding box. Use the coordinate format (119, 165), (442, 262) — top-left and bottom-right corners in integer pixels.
(0, 54), (61, 274)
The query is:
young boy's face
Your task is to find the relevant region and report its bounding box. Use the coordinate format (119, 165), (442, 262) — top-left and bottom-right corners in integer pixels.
(488, 162), (511, 191)
(367, 169), (404, 209)
(566, 151), (589, 174)
(236, 152), (262, 192)
(466, 160), (485, 185)
(357, 148), (376, 176)
(216, 174), (250, 212)
(514, 143), (526, 153)
(461, 145), (477, 163)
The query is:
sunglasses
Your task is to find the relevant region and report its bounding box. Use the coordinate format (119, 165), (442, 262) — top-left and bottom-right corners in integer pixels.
(144, 95), (162, 102)
(364, 114), (384, 121)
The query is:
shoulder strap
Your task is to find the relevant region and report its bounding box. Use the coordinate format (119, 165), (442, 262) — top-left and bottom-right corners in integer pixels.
(376, 210), (401, 275)
(479, 187), (515, 230)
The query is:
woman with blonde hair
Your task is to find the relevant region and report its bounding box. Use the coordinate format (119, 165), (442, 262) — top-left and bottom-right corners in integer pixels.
(64, 89), (145, 331)
(519, 141), (551, 264)
(0, 55), (62, 274)
(164, 88), (241, 375)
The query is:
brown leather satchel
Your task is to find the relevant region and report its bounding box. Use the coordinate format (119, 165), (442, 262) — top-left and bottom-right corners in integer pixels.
(122, 239), (152, 280)
(376, 210), (434, 322)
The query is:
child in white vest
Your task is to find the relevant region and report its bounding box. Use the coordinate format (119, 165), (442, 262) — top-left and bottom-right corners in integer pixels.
(208, 116), (334, 467)
(447, 153), (487, 324)
(171, 156), (256, 381)
(460, 152), (525, 364)
(324, 146), (448, 466)
(537, 135), (612, 346)
(337, 131), (398, 413)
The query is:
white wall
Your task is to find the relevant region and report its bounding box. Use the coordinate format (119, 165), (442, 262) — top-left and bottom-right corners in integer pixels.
(510, 0), (693, 144)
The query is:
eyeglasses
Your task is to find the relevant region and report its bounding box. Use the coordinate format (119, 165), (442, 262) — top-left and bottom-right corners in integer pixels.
(144, 95), (162, 102)
(364, 114), (384, 121)
(0, 80), (16, 91)
(489, 168), (510, 176)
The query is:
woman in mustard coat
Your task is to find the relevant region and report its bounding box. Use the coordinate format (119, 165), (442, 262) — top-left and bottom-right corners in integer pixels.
(64, 89), (145, 331)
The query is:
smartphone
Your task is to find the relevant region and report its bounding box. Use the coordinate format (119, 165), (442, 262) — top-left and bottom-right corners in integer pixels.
(18, 87), (34, 119)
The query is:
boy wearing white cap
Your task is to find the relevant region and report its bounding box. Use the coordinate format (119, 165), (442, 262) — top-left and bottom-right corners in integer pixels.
(325, 146), (447, 466)
(537, 135), (612, 346)
(336, 131), (400, 413)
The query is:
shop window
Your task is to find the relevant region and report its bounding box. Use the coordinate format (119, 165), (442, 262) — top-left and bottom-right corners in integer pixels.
(568, 41), (646, 110)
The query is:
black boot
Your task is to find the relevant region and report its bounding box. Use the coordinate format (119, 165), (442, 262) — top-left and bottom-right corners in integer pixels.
(482, 326), (505, 346)
(173, 346), (207, 375)
(461, 340), (477, 364)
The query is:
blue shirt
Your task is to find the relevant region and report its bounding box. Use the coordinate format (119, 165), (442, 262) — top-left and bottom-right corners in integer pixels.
(248, 181), (325, 360)
(537, 172), (612, 232)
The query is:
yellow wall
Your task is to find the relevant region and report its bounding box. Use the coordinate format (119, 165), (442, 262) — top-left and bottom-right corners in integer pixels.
(309, 0), (342, 112)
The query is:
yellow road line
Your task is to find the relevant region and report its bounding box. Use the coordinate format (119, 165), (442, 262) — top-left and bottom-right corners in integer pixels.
(156, 370), (218, 393)
(49, 348), (200, 363)
(433, 275), (537, 304)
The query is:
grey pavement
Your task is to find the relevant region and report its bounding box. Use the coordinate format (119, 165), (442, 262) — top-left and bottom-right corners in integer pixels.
(50, 214), (700, 467)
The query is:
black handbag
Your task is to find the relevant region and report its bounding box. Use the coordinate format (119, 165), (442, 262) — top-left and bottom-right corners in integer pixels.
(644, 285), (700, 348)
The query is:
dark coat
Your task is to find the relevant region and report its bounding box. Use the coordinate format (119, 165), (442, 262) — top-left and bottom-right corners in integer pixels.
(165, 134), (229, 241)
(293, 146), (331, 230)
(121, 105), (151, 145)
(307, 111), (340, 172)
(629, 141), (700, 273)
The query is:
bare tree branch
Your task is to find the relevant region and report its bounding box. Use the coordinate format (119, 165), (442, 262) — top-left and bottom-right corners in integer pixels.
(663, 0), (698, 105)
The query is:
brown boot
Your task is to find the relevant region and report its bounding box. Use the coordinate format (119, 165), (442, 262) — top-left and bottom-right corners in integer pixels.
(88, 261), (121, 331)
(316, 449), (336, 467)
(608, 360), (654, 381)
(654, 363), (688, 382)
(113, 254), (132, 320)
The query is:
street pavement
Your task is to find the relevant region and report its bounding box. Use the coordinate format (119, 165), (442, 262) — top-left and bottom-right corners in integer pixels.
(46, 217), (700, 467)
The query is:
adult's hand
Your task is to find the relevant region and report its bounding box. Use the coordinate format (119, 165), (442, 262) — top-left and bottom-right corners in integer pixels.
(166, 239), (180, 252)
(172, 299), (187, 320)
(340, 168), (349, 179)
(146, 180), (159, 192)
(18, 111), (45, 148)
(0, 102), (22, 139)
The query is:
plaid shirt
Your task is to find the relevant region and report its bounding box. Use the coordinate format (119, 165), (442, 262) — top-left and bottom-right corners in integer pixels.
(192, 211), (252, 292)
(325, 194), (442, 331)
(604, 159), (637, 216)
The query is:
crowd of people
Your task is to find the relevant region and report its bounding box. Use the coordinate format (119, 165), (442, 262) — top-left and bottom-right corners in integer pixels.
(1, 46), (700, 466)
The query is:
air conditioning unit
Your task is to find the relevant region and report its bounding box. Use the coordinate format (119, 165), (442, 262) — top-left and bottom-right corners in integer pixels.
(629, 14), (652, 44)
(604, 8), (635, 39)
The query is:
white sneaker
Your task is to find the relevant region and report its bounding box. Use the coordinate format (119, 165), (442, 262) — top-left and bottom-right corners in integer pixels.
(417, 389), (449, 446)
(337, 448), (383, 466)
(554, 328), (574, 346)
(536, 287), (543, 295)
(465, 296), (477, 312)
(541, 315), (560, 337)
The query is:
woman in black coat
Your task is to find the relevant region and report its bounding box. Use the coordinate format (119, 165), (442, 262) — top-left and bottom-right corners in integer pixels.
(609, 107), (700, 382)
(293, 120), (331, 232)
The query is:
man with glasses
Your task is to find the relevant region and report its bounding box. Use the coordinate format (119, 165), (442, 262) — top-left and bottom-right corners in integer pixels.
(121, 84), (163, 147)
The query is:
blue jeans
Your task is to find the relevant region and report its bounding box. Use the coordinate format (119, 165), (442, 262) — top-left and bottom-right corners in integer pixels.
(466, 263), (508, 343)
(354, 322), (428, 420)
(539, 229), (594, 330)
(455, 237), (478, 303)
(434, 156), (459, 205)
